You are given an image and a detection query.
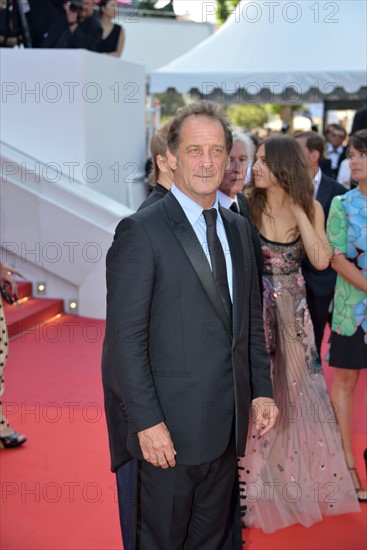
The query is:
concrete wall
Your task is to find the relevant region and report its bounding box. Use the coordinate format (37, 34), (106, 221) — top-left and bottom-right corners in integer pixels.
(1, 49), (147, 207)
(1, 146), (134, 319)
(0, 50), (148, 318)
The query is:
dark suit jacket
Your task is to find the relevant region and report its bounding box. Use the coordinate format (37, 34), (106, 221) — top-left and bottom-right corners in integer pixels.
(42, 12), (102, 50)
(302, 172), (347, 297)
(27, 0), (61, 47)
(319, 157), (332, 178)
(137, 183), (169, 211)
(102, 192), (272, 472)
(237, 193), (264, 278)
(351, 107), (367, 134)
(324, 146), (347, 179)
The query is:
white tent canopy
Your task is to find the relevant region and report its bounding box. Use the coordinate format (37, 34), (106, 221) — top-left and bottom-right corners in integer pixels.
(150, 0), (367, 103)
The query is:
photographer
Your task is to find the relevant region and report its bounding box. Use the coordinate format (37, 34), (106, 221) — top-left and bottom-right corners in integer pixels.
(27, 0), (62, 48)
(42, 0), (102, 51)
(0, 0), (24, 48)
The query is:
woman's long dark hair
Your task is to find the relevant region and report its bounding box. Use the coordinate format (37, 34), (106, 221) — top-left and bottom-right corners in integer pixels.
(245, 135), (315, 238)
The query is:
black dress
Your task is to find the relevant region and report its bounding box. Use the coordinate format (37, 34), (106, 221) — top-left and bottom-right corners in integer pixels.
(97, 23), (121, 53)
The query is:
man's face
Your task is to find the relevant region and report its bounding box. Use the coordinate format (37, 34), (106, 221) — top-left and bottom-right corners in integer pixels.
(167, 115), (228, 208)
(327, 127), (346, 149)
(296, 137), (311, 166)
(83, 0), (96, 17)
(219, 140), (249, 198)
(296, 136), (320, 178)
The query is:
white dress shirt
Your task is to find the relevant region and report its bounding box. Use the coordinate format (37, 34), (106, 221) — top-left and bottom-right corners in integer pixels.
(217, 190), (239, 212)
(337, 159), (352, 189)
(313, 167), (322, 198)
(326, 142), (344, 170)
(171, 184), (233, 300)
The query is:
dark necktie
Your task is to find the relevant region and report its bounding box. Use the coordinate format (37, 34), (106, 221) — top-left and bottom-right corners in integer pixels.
(230, 202), (239, 214)
(202, 208), (232, 322)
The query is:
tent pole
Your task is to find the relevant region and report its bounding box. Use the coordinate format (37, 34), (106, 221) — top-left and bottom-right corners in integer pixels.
(148, 93), (155, 157)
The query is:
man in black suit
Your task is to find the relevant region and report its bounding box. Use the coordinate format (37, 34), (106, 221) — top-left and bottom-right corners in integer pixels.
(102, 102), (278, 549)
(42, 0), (102, 50)
(323, 123), (348, 180)
(217, 133), (254, 214)
(296, 131), (347, 356)
(217, 132), (262, 549)
(115, 122), (175, 550)
(27, 0), (62, 47)
(218, 133), (263, 282)
(138, 121), (173, 211)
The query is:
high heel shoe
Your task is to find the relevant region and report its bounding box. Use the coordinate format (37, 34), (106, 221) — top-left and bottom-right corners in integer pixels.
(0, 431), (27, 449)
(348, 467), (367, 503)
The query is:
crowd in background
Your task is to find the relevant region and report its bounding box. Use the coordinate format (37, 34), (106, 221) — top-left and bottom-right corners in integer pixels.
(144, 105), (367, 518)
(1, 3), (366, 539)
(102, 102), (366, 548)
(0, 0), (125, 55)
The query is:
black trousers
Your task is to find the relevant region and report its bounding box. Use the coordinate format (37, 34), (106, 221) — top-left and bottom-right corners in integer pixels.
(116, 459), (136, 550)
(116, 440), (239, 550)
(116, 448), (242, 550)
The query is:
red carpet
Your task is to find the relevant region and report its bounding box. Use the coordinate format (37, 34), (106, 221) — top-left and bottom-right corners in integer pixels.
(0, 315), (366, 549)
(3, 282), (64, 338)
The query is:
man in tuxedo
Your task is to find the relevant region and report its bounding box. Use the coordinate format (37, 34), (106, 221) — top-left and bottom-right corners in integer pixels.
(102, 102), (278, 549)
(296, 131), (347, 356)
(323, 123), (348, 179)
(217, 133), (254, 214)
(115, 121), (174, 550)
(217, 133), (263, 282)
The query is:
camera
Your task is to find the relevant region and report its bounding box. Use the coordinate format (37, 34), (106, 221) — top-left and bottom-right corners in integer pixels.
(0, 281), (18, 305)
(69, 1), (84, 14)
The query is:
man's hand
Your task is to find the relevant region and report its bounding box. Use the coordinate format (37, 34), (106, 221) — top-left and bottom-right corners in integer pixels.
(64, 1), (79, 26)
(251, 397), (279, 436)
(138, 422), (177, 469)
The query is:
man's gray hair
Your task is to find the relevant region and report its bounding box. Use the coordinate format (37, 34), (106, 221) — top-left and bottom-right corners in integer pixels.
(232, 132), (255, 162)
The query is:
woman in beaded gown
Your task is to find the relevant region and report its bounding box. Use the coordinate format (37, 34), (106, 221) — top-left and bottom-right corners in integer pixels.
(239, 136), (360, 533)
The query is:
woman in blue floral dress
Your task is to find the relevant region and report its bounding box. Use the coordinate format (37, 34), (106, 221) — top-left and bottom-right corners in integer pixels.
(327, 129), (367, 502)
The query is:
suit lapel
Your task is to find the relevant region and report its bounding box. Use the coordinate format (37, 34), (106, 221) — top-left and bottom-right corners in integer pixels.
(220, 207), (244, 341)
(163, 193), (232, 338)
(237, 193), (249, 219)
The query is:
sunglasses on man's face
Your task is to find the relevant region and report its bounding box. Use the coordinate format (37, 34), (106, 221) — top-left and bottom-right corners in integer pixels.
(330, 132), (345, 138)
